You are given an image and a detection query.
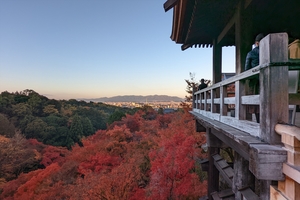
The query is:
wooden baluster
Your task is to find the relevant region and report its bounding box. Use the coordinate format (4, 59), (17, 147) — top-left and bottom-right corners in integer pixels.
(220, 85), (228, 117)
(204, 91), (207, 111)
(211, 89), (215, 113)
(196, 92), (199, 110)
(235, 80), (246, 120)
(200, 92), (203, 110)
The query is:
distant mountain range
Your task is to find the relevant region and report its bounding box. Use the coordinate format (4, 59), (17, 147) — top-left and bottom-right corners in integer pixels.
(79, 95), (184, 103)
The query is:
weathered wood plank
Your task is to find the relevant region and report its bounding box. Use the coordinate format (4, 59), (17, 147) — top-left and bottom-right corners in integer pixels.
(220, 116), (260, 137)
(191, 111), (265, 160)
(197, 93), (297, 106)
(224, 97), (235, 105)
(193, 109), (260, 136)
(241, 95), (260, 105)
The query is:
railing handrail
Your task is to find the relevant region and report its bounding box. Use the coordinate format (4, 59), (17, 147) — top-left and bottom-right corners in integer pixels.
(195, 60), (300, 95)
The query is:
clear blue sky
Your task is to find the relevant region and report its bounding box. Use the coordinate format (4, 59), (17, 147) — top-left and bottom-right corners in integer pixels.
(0, 0), (235, 100)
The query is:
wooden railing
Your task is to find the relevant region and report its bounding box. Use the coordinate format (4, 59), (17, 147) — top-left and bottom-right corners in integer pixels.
(193, 61), (300, 137)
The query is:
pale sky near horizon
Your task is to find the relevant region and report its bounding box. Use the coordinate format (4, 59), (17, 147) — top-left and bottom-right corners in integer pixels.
(0, 0), (235, 100)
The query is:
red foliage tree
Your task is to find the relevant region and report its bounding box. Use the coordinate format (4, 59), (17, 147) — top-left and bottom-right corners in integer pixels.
(148, 132), (206, 199)
(0, 110), (207, 200)
(78, 152), (121, 175)
(40, 146), (70, 167)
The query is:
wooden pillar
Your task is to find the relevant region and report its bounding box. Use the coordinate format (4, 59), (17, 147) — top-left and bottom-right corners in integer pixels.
(259, 33), (289, 145)
(235, 0), (252, 74)
(206, 128), (220, 200)
(213, 39), (222, 84)
(232, 152), (254, 200)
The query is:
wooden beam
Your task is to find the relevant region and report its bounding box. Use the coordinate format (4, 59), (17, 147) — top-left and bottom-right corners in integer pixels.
(163, 0), (178, 12)
(217, 13), (236, 44)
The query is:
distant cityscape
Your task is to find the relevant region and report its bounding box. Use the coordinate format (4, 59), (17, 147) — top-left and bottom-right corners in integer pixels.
(80, 95), (185, 111)
(105, 101), (182, 111)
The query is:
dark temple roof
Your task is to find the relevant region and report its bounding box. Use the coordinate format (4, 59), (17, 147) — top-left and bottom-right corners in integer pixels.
(164, 0), (300, 50)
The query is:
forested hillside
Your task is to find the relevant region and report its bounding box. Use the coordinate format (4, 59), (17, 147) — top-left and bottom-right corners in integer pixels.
(0, 92), (206, 200)
(0, 105), (207, 199)
(0, 90), (137, 148)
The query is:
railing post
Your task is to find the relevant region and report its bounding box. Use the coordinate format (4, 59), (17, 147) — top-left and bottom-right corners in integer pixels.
(196, 92), (199, 109)
(204, 92), (207, 111)
(235, 80), (246, 120)
(220, 85), (228, 116)
(259, 33), (289, 145)
(211, 89), (215, 113)
(200, 92), (203, 110)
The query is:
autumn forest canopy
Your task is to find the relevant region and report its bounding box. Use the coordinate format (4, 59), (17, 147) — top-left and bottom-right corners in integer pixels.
(0, 89), (207, 199)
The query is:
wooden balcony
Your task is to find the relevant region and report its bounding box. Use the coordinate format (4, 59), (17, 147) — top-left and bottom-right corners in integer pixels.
(191, 33), (300, 199)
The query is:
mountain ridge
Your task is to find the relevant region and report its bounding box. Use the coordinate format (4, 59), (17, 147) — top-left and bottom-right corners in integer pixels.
(79, 95), (184, 102)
